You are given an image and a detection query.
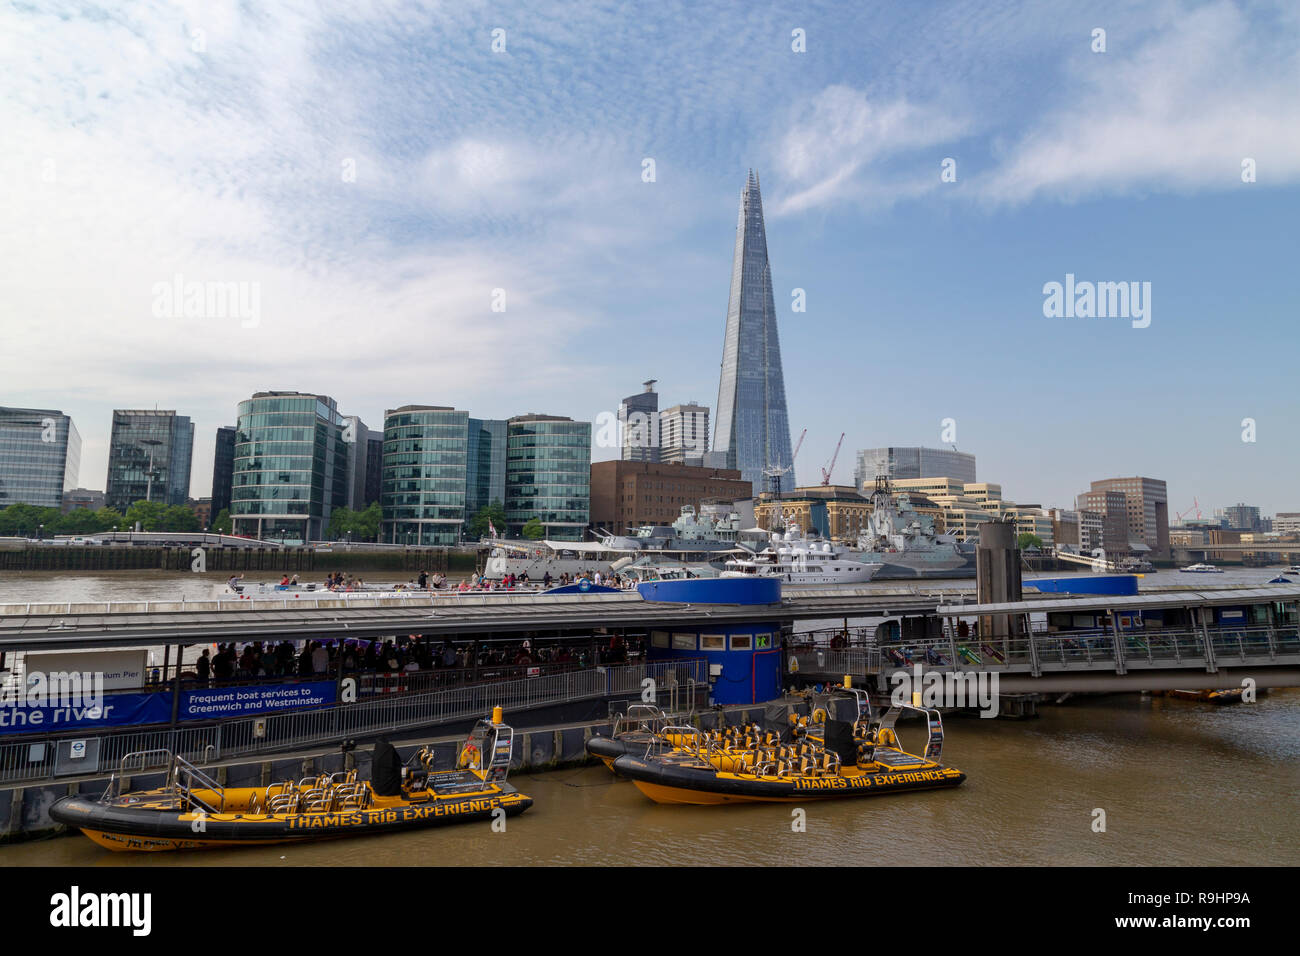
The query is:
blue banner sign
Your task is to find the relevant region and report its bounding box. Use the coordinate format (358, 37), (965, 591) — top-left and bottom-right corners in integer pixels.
(180, 681), (337, 720)
(0, 693), (173, 736)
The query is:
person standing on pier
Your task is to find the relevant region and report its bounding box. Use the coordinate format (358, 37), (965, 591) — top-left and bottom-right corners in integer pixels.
(196, 649), (211, 685)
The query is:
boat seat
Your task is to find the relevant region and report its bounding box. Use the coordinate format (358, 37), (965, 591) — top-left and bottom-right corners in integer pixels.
(267, 790), (300, 814)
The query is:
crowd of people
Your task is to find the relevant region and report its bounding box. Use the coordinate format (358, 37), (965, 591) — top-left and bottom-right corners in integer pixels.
(191, 633), (635, 686)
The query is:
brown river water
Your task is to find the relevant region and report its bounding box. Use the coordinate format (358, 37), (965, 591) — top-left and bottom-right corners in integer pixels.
(1, 571), (1297, 866)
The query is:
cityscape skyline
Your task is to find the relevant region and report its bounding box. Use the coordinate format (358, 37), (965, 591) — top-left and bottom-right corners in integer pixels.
(3, 2), (1297, 515)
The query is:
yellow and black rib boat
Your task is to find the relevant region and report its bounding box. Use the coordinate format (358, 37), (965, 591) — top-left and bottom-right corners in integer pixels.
(610, 695), (965, 805)
(50, 708), (532, 851)
(587, 704), (675, 770)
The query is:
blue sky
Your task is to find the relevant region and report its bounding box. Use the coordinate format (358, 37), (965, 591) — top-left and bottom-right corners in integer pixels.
(2, 0), (1297, 514)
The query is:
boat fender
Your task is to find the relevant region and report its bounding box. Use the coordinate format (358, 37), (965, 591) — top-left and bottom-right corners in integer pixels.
(458, 744), (480, 769)
(877, 729), (897, 747)
(812, 707), (828, 724)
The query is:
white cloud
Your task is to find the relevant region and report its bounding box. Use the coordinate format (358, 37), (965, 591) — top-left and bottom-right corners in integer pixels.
(981, 2), (1300, 203)
(770, 85), (969, 214)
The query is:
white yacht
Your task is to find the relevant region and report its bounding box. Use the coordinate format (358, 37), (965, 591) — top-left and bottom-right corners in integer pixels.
(1179, 563), (1223, 573)
(721, 524), (883, 584)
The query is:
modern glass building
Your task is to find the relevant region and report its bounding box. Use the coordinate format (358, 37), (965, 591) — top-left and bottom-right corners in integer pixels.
(0, 407), (81, 510)
(230, 392), (350, 543)
(104, 410), (194, 511)
(619, 380), (658, 462)
(381, 406), (471, 546)
(854, 447), (977, 491)
(505, 414), (591, 540)
(466, 418), (507, 516)
(210, 425), (236, 517)
(713, 171), (794, 494)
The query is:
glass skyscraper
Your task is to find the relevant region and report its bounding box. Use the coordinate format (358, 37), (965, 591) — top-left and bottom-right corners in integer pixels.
(854, 447), (977, 491)
(0, 406), (81, 510)
(505, 415), (591, 540)
(381, 406), (470, 546)
(104, 410), (194, 511)
(230, 392), (350, 543)
(210, 425), (236, 517)
(712, 171), (794, 493)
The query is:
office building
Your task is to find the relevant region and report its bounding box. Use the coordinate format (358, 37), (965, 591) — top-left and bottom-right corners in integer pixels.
(0, 407), (80, 511)
(506, 414), (591, 540)
(1077, 490), (1132, 555)
(854, 447), (977, 491)
(104, 410), (193, 510)
(380, 407), (509, 545)
(230, 391), (350, 543)
(712, 171), (795, 492)
(659, 403), (710, 467)
(210, 425), (236, 517)
(1085, 477), (1169, 555)
(1222, 503), (1261, 532)
(619, 381), (659, 463)
(590, 460), (750, 532)
(381, 406), (470, 545)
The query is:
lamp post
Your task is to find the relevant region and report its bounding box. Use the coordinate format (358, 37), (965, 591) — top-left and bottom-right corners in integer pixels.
(140, 438), (164, 503)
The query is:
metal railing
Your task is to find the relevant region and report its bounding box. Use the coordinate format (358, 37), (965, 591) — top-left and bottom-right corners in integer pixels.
(0, 658), (707, 787)
(792, 647), (882, 676)
(794, 625), (1300, 680)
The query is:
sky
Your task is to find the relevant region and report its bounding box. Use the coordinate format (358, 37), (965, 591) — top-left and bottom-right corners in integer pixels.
(2, 0), (1297, 515)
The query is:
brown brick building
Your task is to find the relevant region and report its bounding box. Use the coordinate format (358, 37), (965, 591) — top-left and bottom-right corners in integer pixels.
(589, 460), (751, 532)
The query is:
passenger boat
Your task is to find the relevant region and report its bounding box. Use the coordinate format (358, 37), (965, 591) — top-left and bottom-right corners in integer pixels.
(605, 691), (965, 805)
(49, 709), (532, 851)
(722, 525), (883, 585)
(1179, 563), (1223, 573)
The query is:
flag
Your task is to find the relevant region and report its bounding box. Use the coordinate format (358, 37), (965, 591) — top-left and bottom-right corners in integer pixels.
(488, 520), (497, 539)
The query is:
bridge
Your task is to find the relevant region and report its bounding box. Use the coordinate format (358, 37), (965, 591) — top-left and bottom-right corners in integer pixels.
(793, 585), (1300, 693)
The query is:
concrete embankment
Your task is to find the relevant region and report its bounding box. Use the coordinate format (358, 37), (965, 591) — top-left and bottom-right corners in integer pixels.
(1, 699), (819, 844)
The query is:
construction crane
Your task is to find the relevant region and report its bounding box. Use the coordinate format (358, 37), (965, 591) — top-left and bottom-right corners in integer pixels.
(820, 432), (845, 486)
(762, 427), (806, 498)
(1176, 498), (1202, 522)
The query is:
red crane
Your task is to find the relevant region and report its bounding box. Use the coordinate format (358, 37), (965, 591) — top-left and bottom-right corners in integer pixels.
(820, 432), (845, 486)
(1176, 498), (1202, 522)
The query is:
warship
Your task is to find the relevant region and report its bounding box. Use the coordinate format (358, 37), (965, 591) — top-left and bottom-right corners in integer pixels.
(851, 477), (977, 579)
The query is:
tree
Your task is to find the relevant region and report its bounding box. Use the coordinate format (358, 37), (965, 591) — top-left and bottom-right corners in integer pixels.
(328, 506), (355, 540)
(352, 502), (382, 542)
(1017, 532), (1043, 551)
(211, 509), (232, 534)
(522, 517), (545, 540)
(0, 503), (60, 537)
(124, 499), (168, 531)
(162, 504), (199, 532)
(94, 507), (125, 533)
(469, 500), (507, 539)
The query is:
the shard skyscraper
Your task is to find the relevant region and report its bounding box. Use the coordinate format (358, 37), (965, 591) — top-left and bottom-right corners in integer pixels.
(712, 170), (795, 494)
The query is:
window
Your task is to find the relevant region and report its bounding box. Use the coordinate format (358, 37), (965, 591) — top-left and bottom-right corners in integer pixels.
(651, 631), (670, 648)
(755, 633), (772, 649)
(730, 634), (752, 650)
(671, 633), (697, 650)
(700, 634), (726, 651)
